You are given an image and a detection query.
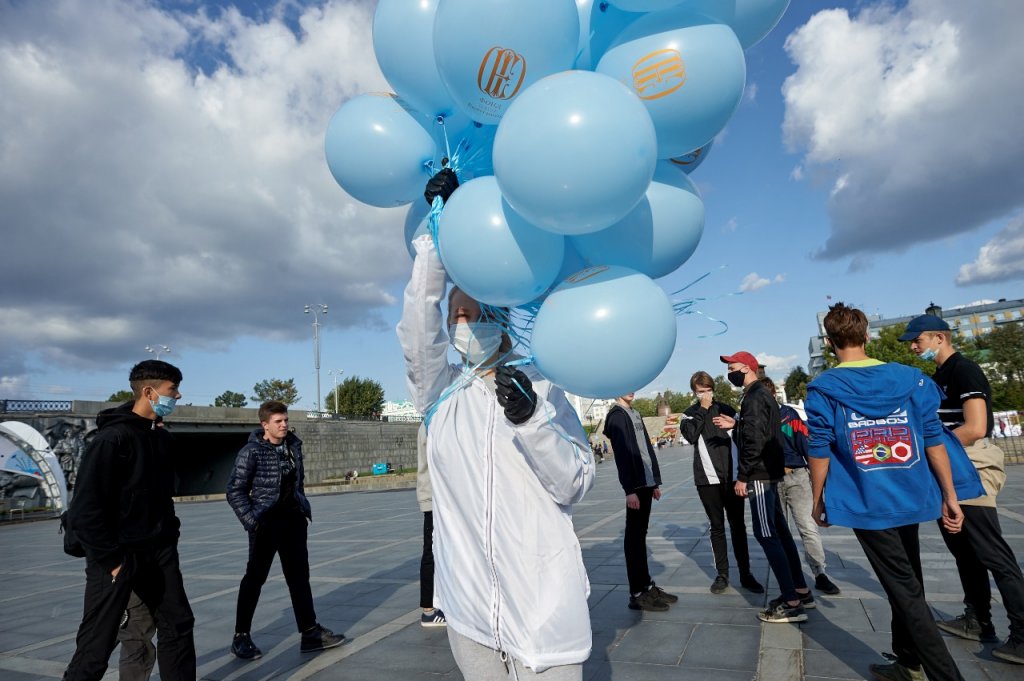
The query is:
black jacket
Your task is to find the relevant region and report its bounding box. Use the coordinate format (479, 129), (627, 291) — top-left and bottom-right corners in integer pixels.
(68, 402), (180, 571)
(603, 404), (662, 494)
(226, 429), (312, 532)
(734, 381), (785, 482)
(680, 401), (737, 485)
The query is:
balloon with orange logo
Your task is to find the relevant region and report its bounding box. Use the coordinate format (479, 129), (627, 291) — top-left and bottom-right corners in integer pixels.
(597, 7), (746, 158)
(433, 0), (579, 125)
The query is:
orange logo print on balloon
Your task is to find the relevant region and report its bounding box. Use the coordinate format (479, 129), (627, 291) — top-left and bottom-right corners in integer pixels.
(632, 49), (686, 100)
(478, 47), (527, 100)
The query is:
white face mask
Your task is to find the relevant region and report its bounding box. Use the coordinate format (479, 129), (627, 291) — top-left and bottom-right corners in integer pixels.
(449, 322), (503, 365)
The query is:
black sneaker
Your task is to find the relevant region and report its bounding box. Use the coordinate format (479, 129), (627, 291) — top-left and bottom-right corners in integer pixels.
(815, 574), (841, 595)
(231, 632), (262, 660)
(300, 624), (348, 653)
(868, 661), (925, 681)
(649, 583), (678, 603)
(935, 609), (998, 642)
(759, 597), (807, 623)
(993, 636), (1024, 664)
(710, 575), (729, 594)
(420, 609), (447, 628)
(628, 589), (669, 612)
(798, 590), (817, 610)
(740, 573), (765, 594)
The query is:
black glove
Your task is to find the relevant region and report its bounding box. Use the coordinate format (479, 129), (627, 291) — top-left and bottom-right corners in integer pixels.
(495, 365), (536, 425)
(424, 167), (459, 205)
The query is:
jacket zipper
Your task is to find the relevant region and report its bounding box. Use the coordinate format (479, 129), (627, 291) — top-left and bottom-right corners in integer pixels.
(484, 392), (502, 653)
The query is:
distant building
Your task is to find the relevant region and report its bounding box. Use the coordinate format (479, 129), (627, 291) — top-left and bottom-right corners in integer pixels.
(380, 400), (423, 423)
(567, 394), (614, 426)
(807, 298), (1024, 376)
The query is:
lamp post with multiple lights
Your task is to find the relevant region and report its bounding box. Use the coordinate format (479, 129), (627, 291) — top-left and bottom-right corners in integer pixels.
(145, 344), (171, 359)
(304, 304), (328, 413)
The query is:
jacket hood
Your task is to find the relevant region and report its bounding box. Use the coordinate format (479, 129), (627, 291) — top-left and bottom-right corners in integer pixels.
(96, 401), (157, 432)
(808, 363), (923, 419)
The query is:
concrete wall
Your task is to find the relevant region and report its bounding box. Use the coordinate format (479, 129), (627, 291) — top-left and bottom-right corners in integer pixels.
(295, 420), (420, 484)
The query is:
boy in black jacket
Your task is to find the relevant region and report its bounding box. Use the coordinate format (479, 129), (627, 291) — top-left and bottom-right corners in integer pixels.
(63, 360), (195, 681)
(719, 351), (811, 623)
(679, 371), (762, 595)
(604, 392), (677, 611)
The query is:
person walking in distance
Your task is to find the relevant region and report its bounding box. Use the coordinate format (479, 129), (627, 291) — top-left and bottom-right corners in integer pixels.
(604, 392), (678, 612)
(226, 401), (347, 659)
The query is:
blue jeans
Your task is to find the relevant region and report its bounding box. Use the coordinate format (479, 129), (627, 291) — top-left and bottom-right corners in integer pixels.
(747, 480), (807, 602)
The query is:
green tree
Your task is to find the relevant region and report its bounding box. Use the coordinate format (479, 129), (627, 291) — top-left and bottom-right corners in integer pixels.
(631, 397), (657, 417)
(251, 378), (300, 406)
(213, 390), (248, 408)
(866, 324), (934, 374)
(985, 323), (1024, 385)
(326, 375), (385, 418)
(713, 375), (740, 409)
(664, 389), (693, 413)
(784, 367), (810, 403)
(108, 389), (134, 402)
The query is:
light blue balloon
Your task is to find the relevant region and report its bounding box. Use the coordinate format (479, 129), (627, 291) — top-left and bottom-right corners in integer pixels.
(687, 0), (791, 49)
(433, 0), (580, 124)
(373, 0), (457, 118)
(569, 162), (704, 279)
(574, 0), (642, 70)
(597, 9), (745, 158)
(668, 139), (714, 174)
(403, 200), (431, 259)
(437, 176), (564, 306)
(531, 265), (677, 397)
(611, 0), (686, 11)
(493, 70), (657, 235)
(324, 94), (436, 208)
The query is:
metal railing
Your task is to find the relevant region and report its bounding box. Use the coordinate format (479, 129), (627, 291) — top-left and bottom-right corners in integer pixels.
(0, 400), (73, 414)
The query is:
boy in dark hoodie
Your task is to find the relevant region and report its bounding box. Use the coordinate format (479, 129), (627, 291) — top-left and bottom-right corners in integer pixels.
(63, 360), (195, 681)
(806, 303), (964, 681)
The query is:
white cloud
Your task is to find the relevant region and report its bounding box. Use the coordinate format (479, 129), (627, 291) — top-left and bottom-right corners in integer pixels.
(722, 216), (739, 233)
(738, 272), (784, 292)
(756, 353), (800, 378)
(782, 1), (1024, 260)
(790, 164), (804, 181)
(0, 0), (415, 378)
(956, 211), (1024, 285)
(744, 82), (758, 103)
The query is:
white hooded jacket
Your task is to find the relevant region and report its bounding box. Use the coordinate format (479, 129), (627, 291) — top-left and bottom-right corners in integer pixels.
(397, 236), (595, 671)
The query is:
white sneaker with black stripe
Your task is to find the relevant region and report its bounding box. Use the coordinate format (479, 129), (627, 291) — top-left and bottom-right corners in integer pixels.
(421, 609), (447, 628)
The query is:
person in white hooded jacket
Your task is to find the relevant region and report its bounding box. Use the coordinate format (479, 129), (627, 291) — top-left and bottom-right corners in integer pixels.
(397, 232), (595, 680)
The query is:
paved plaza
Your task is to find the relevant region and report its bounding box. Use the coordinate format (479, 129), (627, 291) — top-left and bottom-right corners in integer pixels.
(1, 445), (1022, 681)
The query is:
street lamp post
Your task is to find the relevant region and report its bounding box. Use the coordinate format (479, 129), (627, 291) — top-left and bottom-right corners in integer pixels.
(328, 369), (344, 415)
(304, 304), (328, 413)
(145, 344), (171, 360)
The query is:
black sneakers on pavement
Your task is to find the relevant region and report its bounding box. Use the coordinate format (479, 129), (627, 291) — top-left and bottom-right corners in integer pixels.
(868, 661), (925, 681)
(648, 583), (678, 603)
(628, 589), (669, 612)
(935, 608), (998, 642)
(300, 624), (348, 653)
(710, 575), (729, 594)
(758, 596), (808, 623)
(993, 636), (1024, 664)
(231, 633), (262, 660)
(740, 573), (765, 594)
(814, 573), (841, 595)
(798, 590), (816, 610)
(421, 609), (448, 628)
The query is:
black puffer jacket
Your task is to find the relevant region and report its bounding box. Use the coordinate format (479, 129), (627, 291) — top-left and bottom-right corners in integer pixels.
(226, 429), (312, 532)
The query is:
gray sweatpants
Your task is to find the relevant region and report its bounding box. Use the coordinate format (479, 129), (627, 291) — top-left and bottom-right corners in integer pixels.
(778, 467), (828, 577)
(447, 628), (583, 681)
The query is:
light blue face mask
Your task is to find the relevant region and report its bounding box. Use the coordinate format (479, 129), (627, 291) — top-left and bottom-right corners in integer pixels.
(920, 348), (937, 362)
(150, 393), (177, 417)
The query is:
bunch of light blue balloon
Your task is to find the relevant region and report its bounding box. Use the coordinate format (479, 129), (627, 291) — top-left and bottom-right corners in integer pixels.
(324, 0), (789, 398)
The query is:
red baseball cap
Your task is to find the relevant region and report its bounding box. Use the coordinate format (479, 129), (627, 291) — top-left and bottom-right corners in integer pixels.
(720, 351), (759, 374)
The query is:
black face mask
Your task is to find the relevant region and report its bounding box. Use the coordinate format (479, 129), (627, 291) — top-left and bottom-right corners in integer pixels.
(727, 370), (746, 388)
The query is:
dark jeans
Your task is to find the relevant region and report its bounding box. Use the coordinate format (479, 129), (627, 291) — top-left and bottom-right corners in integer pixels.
(624, 486), (655, 594)
(747, 480), (806, 602)
(63, 544), (195, 681)
(420, 511), (435, 609)
(118, 591), (156, 681)
(697, 482), (751, 578)
(855, 525), (963, 680)
(235, 506), (317, 634)
(939, 504), (1024, 640)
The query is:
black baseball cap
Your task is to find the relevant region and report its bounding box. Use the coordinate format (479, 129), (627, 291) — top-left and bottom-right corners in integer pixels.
(898, 315), (951, 341)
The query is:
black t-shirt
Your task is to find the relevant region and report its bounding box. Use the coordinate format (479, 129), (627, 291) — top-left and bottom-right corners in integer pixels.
(273, 442), (300, 510)
(930, 352), (994, 437)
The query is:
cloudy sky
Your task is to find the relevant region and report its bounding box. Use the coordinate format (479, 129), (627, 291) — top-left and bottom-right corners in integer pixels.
(1, 0), (1022, 409)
